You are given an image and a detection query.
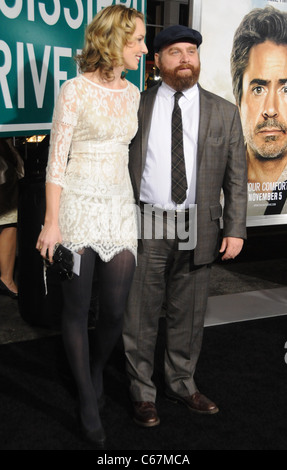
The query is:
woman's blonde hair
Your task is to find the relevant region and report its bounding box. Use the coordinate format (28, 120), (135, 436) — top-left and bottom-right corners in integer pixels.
(77, 5), (145, 81)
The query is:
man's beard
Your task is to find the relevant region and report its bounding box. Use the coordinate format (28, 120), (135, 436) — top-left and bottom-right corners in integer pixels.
(244, 118), (287, 161)
(158, 62), (200, 91)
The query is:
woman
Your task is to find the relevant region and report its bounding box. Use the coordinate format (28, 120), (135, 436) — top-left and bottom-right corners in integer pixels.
(0, 138), (24, 299)
(36, 5), (147, 448)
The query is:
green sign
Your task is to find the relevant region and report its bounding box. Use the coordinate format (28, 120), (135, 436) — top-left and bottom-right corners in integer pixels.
(0, 0), (146, 136)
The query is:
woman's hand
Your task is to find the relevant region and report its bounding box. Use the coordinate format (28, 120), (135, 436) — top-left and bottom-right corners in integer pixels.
(36, 182), (63, 262)
(36, 223), (62, 263)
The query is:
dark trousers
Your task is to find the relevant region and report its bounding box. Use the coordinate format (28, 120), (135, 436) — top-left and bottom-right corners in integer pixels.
(123, 210), (211, 402)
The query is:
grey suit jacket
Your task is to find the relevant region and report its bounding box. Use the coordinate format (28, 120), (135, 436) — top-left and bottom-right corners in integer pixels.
(129, 82), (247, 265)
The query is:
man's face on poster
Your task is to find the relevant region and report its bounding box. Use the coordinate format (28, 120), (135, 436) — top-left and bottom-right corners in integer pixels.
(240, 40), (287, 161)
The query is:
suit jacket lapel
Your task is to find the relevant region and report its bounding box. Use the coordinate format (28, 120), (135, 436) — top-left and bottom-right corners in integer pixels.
(197, 85), (212, 167)
(140, 83), (161, 172)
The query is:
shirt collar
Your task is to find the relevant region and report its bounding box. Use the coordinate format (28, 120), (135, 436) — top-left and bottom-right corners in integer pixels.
(159, 81), (199, 102)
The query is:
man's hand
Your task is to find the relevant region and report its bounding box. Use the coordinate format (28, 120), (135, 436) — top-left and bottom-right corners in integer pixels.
(219, 237), (244, 260)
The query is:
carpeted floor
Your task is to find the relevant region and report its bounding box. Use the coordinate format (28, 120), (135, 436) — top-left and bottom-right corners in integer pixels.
(1, 226), (287, 450)
(1, 314), (287, 450)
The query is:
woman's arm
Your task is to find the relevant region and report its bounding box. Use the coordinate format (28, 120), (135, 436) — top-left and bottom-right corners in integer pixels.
(35, 79), (78, 261)
(36, 182), (63, 262)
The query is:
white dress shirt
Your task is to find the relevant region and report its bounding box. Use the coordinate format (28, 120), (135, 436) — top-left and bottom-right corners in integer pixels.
(140, 81), (199, 210)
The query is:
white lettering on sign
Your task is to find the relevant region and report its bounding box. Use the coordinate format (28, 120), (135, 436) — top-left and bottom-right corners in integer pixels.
(17, 42), (24, 108)
(38, 0), (61, 26)
(0, 0), (22, 19)
(27, 43), (51, 108)
(0, 40), (12, 108)
(0, 40), (72, 109)
(54, 47), (72, 102)
(1, 0), (84, 28)
(0, 0), (132, 28)
(64, 0), (84, 29)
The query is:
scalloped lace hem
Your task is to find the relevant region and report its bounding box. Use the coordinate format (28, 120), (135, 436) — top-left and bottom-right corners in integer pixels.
(64, 243), (137, 263)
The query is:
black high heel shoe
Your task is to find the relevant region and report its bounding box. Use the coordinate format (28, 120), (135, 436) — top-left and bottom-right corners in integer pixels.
(78, 412), (106, 449)
(0, 279), (18, 299)
(80, 423), (106, 449)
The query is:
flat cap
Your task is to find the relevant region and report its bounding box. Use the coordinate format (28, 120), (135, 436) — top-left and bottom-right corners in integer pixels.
(153, 25), (202, 52)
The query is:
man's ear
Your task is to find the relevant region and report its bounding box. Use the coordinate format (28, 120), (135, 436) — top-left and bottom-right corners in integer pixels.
(154, 53), (160, 69)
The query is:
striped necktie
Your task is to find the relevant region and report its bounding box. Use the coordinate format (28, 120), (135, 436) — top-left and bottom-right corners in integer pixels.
(171, 91), (187, 204)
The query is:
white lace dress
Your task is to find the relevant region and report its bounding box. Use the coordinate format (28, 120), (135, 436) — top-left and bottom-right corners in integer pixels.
(46, 75), (140, 262)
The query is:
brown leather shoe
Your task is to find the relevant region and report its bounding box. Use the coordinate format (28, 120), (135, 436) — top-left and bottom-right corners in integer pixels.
(133, 401), (160, 427)
(166, 391), (219, 414)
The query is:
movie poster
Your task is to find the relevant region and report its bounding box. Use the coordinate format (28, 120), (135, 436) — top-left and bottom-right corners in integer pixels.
(197, 0), (287, 226)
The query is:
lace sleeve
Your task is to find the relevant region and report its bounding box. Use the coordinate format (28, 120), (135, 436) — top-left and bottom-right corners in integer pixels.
(46, 80), (79, 187)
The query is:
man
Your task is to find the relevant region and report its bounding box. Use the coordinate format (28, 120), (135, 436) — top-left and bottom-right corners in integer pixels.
(123, 25), (247, 427)
(231, 6), (287, 216)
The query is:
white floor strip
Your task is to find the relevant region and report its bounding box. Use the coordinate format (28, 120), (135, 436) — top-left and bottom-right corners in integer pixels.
(205, 287), (287, 326)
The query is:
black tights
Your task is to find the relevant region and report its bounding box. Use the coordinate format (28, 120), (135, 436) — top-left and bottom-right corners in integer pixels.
(61, 248), (135, 431)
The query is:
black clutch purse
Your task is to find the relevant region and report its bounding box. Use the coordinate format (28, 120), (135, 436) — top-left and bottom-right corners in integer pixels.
(45, 243), (74, 281)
